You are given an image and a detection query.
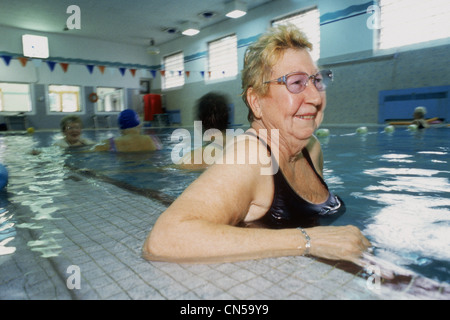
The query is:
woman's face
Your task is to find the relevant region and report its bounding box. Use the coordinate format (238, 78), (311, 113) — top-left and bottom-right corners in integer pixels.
(257, 48), (326, 145)
(64, 121), (82, 144)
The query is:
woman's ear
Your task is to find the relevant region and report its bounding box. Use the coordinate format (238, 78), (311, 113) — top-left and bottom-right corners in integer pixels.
(247, 87), (263, 119)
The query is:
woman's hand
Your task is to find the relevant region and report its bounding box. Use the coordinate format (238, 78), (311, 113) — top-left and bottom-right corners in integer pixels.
(307, 225), (371, 264)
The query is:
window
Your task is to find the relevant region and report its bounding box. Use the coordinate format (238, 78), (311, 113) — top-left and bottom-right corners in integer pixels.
(272, 7), (321, 61)
(96, 87), (125, 112)
(378, 0), (450, 50)
(48, 85), (81, 112)
(208, 34), (238, 81)
(0, 82), (32, 112)
(163, 52), (184, 90)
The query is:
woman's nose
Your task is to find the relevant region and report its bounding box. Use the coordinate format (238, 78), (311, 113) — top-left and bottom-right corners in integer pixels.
(303, 80), (323, 106)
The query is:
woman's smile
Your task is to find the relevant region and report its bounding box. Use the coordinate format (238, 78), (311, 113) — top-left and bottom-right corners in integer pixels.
(294, 113), (316, 120)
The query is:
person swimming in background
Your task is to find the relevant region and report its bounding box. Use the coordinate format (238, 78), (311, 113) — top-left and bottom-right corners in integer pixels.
(93, 109), (161, 152)
(412, 106), (429, 129)
(54, 115), (95, 148)
(177, 92), (230, 170)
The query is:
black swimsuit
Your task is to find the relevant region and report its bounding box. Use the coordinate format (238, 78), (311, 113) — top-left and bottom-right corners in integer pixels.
(247, 133), (345, 229)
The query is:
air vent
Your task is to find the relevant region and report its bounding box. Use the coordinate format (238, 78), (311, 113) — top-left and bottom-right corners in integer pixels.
(198, 11), (217, 19)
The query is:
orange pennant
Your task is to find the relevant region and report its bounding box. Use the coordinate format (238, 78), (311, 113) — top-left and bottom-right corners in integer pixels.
(130, 69), (136, 77)
(18, 57), (28, 67)
(160, 70), (166, 77)
(60, 63), (69, 73)
(185, 71), (190, 78)
(98, 65), (105, 74)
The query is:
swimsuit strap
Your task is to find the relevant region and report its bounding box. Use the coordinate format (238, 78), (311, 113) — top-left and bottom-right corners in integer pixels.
(246, 131), (324, 185)
(301, 148), (328, 189)
(109, 137), (117, 152)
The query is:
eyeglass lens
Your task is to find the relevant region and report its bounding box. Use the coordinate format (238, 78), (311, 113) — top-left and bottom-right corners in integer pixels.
(286, 70), (332, 94)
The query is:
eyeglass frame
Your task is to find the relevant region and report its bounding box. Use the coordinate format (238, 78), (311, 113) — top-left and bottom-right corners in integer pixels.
(65, 125), (82, 131)
(263, 69), (333, 94)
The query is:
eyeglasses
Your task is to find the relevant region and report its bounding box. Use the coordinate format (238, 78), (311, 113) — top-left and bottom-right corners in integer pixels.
(66, 126), (81, 131)
(263, 70), (333, 94)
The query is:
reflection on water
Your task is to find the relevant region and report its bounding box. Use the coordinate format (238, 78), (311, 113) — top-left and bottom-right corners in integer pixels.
(322, 127), (450, 283)
(0, 207), (16, 256)
(0, 135), (69, 258)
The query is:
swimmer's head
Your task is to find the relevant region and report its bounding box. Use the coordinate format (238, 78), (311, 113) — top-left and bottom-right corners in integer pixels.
(60, 115), (82, 132)
(196, 92), (230, 132)
(413, 106), (427, 119)
(118, 109), (140, 130)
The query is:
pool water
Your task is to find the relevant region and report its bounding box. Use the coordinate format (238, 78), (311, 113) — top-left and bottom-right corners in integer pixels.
(0, 126), (449, 285)
(319, 126), (450, 283)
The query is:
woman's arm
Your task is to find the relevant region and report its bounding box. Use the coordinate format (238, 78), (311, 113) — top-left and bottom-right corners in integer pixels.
(143, 137), (371, 264)
(143, 158), (308, 263)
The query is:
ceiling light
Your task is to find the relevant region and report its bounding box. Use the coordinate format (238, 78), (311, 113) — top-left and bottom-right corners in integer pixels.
(22, 34), (49, 58)
(225, 0), (247, 19)
(147, 39), (160, 55)
(181, 22), (200, 36)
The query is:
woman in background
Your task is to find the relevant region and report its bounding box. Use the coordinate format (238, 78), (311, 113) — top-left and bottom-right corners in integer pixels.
(177, 92), (230, 170)
(54, 115), (94, 147)
(93, 109), (161, 152)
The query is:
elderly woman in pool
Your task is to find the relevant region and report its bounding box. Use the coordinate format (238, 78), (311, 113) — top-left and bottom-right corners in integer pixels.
(143, 25), (371, 264)
(54, 115), (94, 147)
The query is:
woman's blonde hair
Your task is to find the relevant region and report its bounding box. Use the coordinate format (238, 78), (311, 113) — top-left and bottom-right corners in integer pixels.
(241, 24), (312, 122)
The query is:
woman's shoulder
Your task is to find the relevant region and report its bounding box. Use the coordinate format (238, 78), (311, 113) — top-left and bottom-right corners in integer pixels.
(307, 135), (322, 153)
(80, 137), (95, 145)
(306, 135), (324, 174)
(223, 129), (263, 164)
(53, 138), (68, 147)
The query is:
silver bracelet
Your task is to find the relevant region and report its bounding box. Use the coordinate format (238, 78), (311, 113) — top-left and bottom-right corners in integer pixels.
(297, 227), (311, 255)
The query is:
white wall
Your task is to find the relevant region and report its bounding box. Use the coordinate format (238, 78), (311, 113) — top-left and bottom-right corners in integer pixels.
(151, 0), (377, 125)
(0, 0), (449, 128)
(0, 24), (155, 88)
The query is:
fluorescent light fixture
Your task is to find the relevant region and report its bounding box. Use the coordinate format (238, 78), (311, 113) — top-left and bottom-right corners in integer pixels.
(181, 22), (200, 36)
(147, 39), (160, 55)
(225, 0), (247, 19)
(22, 34), (49, 58)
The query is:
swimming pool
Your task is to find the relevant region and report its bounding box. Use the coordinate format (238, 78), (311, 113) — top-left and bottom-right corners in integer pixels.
(319, 126), (450, 283)
(0, 125), (449, 299)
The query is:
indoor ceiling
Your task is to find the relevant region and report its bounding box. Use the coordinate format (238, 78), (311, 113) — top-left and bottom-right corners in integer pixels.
(0, 0), (273, 47)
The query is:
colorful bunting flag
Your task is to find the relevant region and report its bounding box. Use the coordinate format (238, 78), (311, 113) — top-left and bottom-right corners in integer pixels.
(86, 64), (95, 74)
(18, 57), (28, 67)
(60, 63), (69, 73)
(46, 61), (56, 71)
(0, 54), (221, 82)
(1, 55), (12, 66)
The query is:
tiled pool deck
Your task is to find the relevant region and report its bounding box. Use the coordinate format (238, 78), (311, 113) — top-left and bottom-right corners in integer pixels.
(1, 171), (449, 300)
